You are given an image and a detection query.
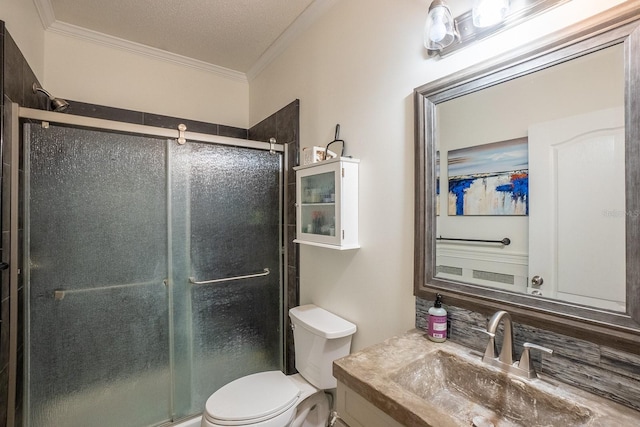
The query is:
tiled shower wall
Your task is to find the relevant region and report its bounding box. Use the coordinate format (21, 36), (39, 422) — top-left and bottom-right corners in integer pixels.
(0, 20), (300, 426)
(249, 100), (300, 375)
(1, 23), (49, 427)
(416, 297), (640, 412)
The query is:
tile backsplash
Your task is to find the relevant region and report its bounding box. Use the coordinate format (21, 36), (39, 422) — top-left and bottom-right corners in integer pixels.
(416, 297), (640, 412)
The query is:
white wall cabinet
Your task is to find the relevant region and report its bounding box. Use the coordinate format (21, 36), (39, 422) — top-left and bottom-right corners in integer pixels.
(294, 157), (359, 250)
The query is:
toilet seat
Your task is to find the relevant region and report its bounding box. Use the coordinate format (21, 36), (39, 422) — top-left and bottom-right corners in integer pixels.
(204, 371), (301, 426)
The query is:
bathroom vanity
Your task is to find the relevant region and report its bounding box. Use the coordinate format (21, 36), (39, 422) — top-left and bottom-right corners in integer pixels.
(335, 383), (404, 427)
(333, 330), (640, 427)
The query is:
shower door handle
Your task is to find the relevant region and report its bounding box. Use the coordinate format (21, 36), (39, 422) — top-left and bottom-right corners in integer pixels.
(189, 268), (270, 285)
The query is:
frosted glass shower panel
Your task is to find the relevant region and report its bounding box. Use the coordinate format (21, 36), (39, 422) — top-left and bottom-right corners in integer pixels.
(25, 121), (285, 426)
(170, 142), (283, 415)
(25, 124), (172, 427)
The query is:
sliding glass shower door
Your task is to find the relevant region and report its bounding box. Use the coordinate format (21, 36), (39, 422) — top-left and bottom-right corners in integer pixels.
(169, 141), (283, 418)
(24, 122), (283, 427)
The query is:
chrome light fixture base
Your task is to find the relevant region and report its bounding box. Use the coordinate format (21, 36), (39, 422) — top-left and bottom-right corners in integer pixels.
(427, 0), (571, 58)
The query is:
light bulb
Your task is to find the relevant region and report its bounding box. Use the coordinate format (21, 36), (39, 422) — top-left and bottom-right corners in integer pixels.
(424, 3), (457, 51)
(473, 0), (510, 28)
(429, 15), (447, 42)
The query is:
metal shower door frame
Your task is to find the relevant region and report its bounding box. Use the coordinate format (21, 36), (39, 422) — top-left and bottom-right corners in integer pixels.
(7, 103), (288, 427)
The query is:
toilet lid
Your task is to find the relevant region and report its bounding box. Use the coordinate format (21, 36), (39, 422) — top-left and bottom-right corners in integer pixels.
(205, 371), (300, 424)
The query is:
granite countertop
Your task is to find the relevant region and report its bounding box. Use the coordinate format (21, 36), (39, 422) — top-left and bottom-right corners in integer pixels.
(332, 329), (640, 427)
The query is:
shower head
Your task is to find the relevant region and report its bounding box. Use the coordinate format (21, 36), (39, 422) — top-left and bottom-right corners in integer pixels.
(32, 83), (69, 112)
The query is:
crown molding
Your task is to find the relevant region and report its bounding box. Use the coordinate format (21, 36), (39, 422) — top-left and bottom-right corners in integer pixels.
(246, 0), (340, 81)
(33, 0), (338, 83)
(47, 20), (248, 82)
(32, 0), (56, 29)
(33, 0), (247, 82)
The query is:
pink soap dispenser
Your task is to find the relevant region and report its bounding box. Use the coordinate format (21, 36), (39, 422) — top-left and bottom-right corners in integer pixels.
(427, 293), (448, 342)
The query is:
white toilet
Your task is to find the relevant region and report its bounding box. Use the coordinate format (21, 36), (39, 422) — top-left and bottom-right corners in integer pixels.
(201, 304), (357, 427)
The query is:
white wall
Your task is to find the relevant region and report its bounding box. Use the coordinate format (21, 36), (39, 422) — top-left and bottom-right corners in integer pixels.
(249, 0), (626, 351)
(0, 0), (45, 79)
(43, 31), (250, 128)
(1, 0), (250, 129)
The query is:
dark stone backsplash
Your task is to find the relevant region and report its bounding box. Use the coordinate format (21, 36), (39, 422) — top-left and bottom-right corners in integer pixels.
(416, 297), (640, 413)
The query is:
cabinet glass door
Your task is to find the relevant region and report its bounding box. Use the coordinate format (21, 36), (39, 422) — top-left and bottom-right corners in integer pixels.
(295, 158), (359, 249)
(300, 171), (337, 238)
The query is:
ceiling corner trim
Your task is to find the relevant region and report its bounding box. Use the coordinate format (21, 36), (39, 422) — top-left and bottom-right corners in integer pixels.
(246, 0), (340, 81)
(32, 0), (56, 29)
(46, 21), (248, 83)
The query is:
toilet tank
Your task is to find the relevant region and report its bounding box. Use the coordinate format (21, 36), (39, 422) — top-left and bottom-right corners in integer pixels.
(289, 304), (357, 390)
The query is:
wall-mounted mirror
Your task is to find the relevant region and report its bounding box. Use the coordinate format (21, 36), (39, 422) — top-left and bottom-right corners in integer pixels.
(414, 2), (640, 354)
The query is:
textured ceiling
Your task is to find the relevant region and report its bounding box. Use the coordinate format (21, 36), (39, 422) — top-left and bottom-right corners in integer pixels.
(48, 0), (316, 73)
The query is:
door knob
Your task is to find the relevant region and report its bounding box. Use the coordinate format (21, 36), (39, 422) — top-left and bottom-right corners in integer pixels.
(531, 275), (544, 287)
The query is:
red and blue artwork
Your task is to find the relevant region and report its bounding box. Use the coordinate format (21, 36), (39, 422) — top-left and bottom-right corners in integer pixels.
(447, 138), (528, 216)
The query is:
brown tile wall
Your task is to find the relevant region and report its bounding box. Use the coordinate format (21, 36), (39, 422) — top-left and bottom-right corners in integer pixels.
(249, 100), (300, 375)
(1, 24), (48, 427)
(0, 22), (5, 427)
(416, 297), (640, 413)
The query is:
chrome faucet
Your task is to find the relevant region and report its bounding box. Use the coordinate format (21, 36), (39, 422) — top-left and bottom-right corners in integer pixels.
(478, 310), (553, 379)
(484, 310), (514, 365)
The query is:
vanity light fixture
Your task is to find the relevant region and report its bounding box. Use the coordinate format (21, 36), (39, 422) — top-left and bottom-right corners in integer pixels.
(424, 0), (459, 53)
(425, 0), (571, 58)
(473, 0), (510, 28)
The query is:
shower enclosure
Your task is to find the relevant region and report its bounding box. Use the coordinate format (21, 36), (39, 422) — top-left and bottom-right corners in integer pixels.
(18, 109), (285, 427)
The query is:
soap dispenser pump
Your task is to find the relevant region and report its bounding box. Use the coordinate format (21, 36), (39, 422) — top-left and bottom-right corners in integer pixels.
(427, 293), (448, 342)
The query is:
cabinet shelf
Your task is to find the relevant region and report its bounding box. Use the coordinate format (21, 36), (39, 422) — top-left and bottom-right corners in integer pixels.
(293, 239), (360, 250)
(294, 157), (359, 250)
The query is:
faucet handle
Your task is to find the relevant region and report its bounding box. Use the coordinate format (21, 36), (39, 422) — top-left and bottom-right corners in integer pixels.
(518, 342), (553, 378)
(523, 342), (553, 354)
(472, 327), (497, 361)
(471, 326), (495, 337)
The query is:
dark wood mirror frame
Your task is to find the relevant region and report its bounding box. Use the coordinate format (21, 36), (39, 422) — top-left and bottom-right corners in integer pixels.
(414, 2), (640, 355)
